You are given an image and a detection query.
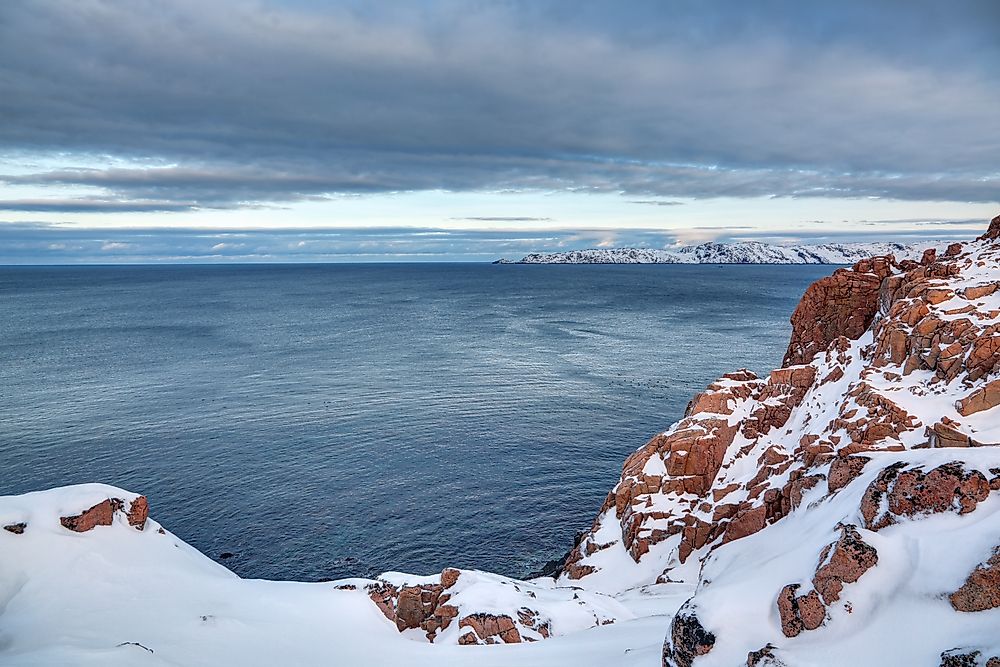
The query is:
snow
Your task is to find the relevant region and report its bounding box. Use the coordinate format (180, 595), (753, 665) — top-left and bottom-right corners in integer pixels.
(691, 449), (1000, 666)
(0, 484), (685, 666)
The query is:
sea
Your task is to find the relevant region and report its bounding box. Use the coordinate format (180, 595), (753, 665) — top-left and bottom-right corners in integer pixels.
(0, 263), (834, 581)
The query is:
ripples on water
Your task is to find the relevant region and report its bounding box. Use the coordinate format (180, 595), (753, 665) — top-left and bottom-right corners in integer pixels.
(0, 263), (834, 580)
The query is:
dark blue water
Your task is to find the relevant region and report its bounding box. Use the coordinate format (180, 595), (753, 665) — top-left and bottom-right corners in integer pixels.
(0, 263), (833, 581)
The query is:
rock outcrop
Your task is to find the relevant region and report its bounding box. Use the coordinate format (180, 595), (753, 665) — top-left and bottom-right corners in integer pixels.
(950, 546), (1000, 613)
(59, 496), (149, 532)
(664, 607), (716, 667)
(364, 568), (626, 645)
(551, 216), (1000, 666)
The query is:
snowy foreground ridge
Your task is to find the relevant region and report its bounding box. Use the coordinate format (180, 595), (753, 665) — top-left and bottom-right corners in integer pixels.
(496, 240), (927, 264)
(3, 217), (1000, 666)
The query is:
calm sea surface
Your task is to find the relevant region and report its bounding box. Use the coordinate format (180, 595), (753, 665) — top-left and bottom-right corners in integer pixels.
(0, 263), (833, 581)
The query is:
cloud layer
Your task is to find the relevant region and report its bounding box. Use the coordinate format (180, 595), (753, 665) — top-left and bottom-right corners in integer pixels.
(1, 0), (999, 213)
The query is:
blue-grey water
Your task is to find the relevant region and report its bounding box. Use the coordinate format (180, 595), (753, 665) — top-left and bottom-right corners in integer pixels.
(0, 263), (833, 581)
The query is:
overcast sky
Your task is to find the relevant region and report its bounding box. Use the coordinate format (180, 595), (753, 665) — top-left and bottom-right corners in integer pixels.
(1, 0), (998, 262)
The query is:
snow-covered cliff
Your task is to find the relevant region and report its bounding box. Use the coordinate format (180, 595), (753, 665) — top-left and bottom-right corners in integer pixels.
(498, 240), (927, 265)
(1, 216), (999, 666)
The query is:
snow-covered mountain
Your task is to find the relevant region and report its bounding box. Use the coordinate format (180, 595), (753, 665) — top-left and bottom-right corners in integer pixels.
(497, 240), (930, 264)
(1, 216), (999, 667)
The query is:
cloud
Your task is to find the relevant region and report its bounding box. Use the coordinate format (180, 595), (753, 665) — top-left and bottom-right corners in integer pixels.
(0, 0), (998, 212)
(0, 197), (199, 213)
(451, 217), (554, 222)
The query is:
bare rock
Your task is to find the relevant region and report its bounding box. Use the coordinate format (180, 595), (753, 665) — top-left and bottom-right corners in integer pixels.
(956, 379), (1000, 417)
(60, 498), (123, 532)
(783, 265), (885, 366)
(861, 462), (991, 531)
(949, 546), (1000, 613)
(127, 496), (149, 530)
(366, 581), (399, 622)
(747, 644), (786, 667)
(459, 613), (521, 644)
(3, 522), (26, 534)
(722, 504), (767, 544)
(828, 455), (870, 493)
(978, 213), (1000, 241)
(812, 524), (878, 605)
(665, 606), (715, 667)
(441, 567), (461, 589)
(394, 586), (429, 631)
(776, 584), (825, 637)
(940, 649), (981, 667)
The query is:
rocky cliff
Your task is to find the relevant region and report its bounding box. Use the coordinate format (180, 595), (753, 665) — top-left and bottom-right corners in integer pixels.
(556, 215), (1000, 665)
(1, 216), (998, 666)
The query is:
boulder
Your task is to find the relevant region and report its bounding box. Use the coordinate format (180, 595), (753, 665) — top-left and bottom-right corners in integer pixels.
(812, 524), (878, 605)
(665, 607), (715, 667)
(60, 498), (123, 532)
(827, 455), (870, 493)
(776, 584), (825, 637)
(956, 379), (1000, 417)
(861, 462), (991, 531)
(949, 547), (1000, 613)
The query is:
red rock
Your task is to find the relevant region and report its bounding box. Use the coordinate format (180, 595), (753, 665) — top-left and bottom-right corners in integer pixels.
(127, 496), (148, 530)
(861, 462), (991, 531)
(777, 584), (825, 637)
(722, 504), (766, 543)
(394, 586), (426, 630)
(459, 613), (521, 645)
(440, 567), (461, 589)
(963, 283), (999, 300)
(945, 242), (963, 257)
(921, 248), (937, 265)
(686, 391), (734, 416)
(828, 455), (870, 493)
(978, 214), (1000, 241)
(956, 379), (1000, 417)
(366, 582), (398, 622)
(783, 267), (884, 366)
(812, 524), (878, 605)
(949, 546), (1000, 612)
(925, 288), (954, 305)
(60, 498), (123, 532)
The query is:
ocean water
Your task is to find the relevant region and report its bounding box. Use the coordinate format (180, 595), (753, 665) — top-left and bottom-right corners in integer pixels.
(0, 263), (834, 581)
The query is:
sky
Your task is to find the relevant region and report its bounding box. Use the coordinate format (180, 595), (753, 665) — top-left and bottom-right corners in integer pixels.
(1, 0), (999, 262)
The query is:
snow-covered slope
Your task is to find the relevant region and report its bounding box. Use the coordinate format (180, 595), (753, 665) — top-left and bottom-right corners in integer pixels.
(498, 240), (929, 264)
(2, 216), (999, 666)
